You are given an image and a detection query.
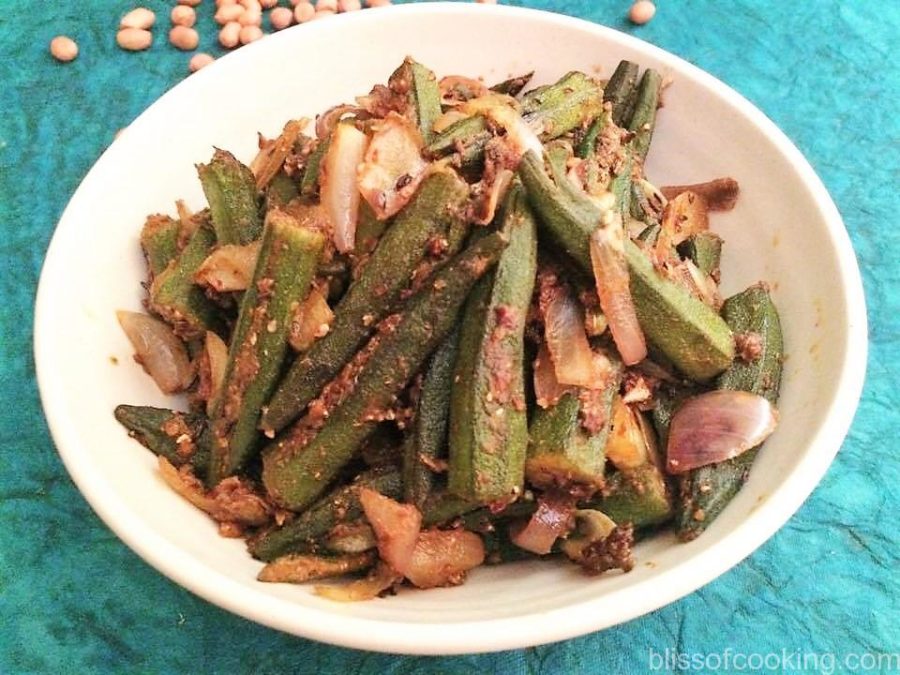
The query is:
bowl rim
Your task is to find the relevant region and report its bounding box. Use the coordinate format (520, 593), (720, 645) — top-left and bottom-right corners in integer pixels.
(34, 2), (868, 654)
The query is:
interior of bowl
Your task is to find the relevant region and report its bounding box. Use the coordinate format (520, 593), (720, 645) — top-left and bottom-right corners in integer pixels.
(35, 4), (866, 654)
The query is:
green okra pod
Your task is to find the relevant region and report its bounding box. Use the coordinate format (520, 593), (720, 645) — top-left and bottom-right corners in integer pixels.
(403, 327), (460, 507)
(148, 221), (222, 340)
(576, 116), (605, 160)
(425, 115), (491, 172)
(525, 364), (620, 491)
(678, 232), (724, 280)
(114, 405), (210, 476)
(637, 223), (661, 247)
(389, 57), (442, 144)
(627, 68), (663, 162)
(261, 169), (470, 435)
(589, 464), (674, 530)
(198, 149), (263, 245)
(448, 185), (537, 503)
(521, 71), (604, 141)
(603, 60), (641, 127)
(262, 232), (508, 511)
(676, 284), (784, 540)
(420, 490), (479, 527)
(265, 170), (299, 210)
(518, 150), (734, 381)
(140, 214), (181, 279)
(249, 468), (402, 562)
(299, 136), (330, 199)
(609, 151), (633, 216)
(627, 240), (734, 381)
(208, 208), (325, 483)
(353, 200), (390, 257)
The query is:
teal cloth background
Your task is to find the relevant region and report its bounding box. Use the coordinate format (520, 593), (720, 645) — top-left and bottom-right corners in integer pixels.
(2, 1), (897, 672)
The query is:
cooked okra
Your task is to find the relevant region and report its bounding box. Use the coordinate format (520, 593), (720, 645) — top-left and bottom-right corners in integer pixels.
(115, 58), (782, 598)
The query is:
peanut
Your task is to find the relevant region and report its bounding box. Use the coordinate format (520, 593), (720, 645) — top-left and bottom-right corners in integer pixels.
(116, 27), (153, 51)
(170, 25), (200, 50)
(270, 7), (294, 30)
(120, 7), (156, 30)
(50, 36), (78, 62)
(628, 0), (656, 24)
(189, 53), (215, 72)
(219, 21), (241, 48)
(215, 4), (244, 24)
(238, 25), (264, 44)
(171, 6), (197, 27)
(293, 2), (315, 22)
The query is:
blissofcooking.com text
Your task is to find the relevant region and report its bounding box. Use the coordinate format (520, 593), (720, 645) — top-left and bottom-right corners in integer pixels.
(648, 648), (900, 673)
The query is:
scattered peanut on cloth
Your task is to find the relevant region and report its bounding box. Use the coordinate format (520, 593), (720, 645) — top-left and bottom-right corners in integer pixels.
(51, 2), (657, 73)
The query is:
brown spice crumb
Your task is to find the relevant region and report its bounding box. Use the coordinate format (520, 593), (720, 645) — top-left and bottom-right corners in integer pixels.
(578, 523), (635, 575)
(735, 332), (764, 362)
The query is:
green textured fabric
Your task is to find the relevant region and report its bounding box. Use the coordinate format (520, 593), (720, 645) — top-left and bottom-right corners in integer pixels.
(2, 1), (898, 672)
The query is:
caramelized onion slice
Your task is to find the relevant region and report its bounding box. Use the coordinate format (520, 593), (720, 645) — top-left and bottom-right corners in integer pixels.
(509, 491), (576, 555)
(117, 310), (193, 394)
(357, 112), (429, 220)
(321, 123), (369, 253)
(589, 223), (647, 366)
(543, 282), (601, 388)
(194, 241), (261, 293)
(204, 330), (228, 415)
(359, 488), (422, 575)
(533, 342), (573, 409)
(404, 529), (485, 589)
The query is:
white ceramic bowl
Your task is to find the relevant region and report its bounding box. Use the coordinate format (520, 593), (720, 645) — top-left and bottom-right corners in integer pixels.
(35, 4), (867, 654)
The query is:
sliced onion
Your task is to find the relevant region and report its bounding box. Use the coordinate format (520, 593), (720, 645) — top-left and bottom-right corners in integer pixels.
(533, 342), (573, 408)
(315, 103), (364, 140)
(357, 113), (429, 220)
(158, 457), (271, 525)
(404, 529), (485, 589)
(680, 259), (721, 308)
(117, 310), (193, 394)
(250, 118), (307, 189)
(314, 562), (401, 602)
(589, 222), (647, 366)
(204, 331), (228, 415)
(543, 282), (600, 388)
(666, 390), (778, 474)
(359, 487), (422, 575)
(605, 397), (649, 470)
(472, 167), (514, 225)
(509, 491), (576, 555)
(321, 123), (369, 253)
(460, 94), (542, 159)
(660, 177), (739, 212)
(288, 288), (334, 352)
(654, 190), (709, 260)
(194, 241), (261, 293)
